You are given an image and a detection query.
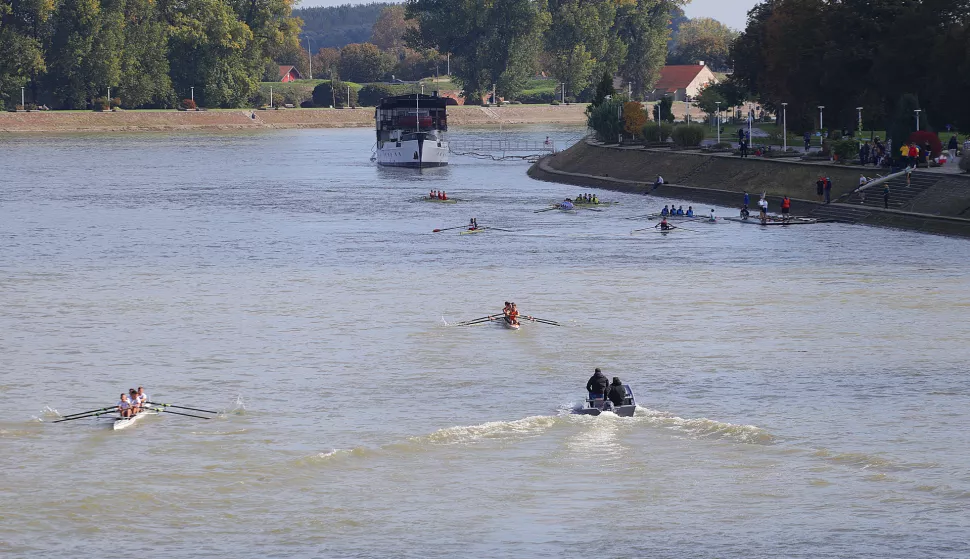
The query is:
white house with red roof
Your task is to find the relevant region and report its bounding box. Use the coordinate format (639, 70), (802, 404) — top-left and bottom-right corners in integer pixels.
(647, 63), (718, 102)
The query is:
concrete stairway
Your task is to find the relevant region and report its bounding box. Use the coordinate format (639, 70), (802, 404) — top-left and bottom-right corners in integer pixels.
(843, 173), (939, 210)
(809, 204), (873, 223)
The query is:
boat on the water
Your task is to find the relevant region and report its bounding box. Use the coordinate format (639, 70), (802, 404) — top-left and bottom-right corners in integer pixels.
(112, 409), (157, 431)
(424, 197), (458, 204)
(502, 315), (520, 330)
(459, 227), (486, 235)
(574, 385), (637, 417)
(375, 93), (449, 168)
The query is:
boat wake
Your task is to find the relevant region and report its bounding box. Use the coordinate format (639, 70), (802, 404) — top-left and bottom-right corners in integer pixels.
(632, 406), (777, 445)
(413, 415), (560, 446)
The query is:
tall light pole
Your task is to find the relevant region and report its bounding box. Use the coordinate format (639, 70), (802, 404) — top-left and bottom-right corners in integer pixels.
(818, 105), (825, 131)
(561, 83), (565, 104)
(715, 101), (721, 142)
(856, 106), (863, 133)
(21, 86), (25, 108)
(686, 97), (691, 125)
(270, 86), (273, 109)
(107, 86), (110, 107)
(191, 86), (194, 103)
(446, 53), (450, 76)
(914, 109), (922, 130)
(781, 102), (788, 151)
(307, 38), (312, 79)
(748, 103), (753, 143)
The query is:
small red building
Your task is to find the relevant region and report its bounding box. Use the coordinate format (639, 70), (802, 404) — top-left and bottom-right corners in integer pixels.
(278, 65), (303, 83)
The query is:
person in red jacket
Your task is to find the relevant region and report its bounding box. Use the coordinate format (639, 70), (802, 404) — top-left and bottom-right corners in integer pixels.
(781, 196), (791, 221)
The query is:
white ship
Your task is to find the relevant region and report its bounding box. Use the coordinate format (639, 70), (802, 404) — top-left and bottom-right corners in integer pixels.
(375, 93), (449, 168)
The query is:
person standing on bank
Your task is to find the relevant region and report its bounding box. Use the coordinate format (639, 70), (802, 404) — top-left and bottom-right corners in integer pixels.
(948, 135), (958, 164)
(883, 183), (890, 209)
(823, 176), (832, 204)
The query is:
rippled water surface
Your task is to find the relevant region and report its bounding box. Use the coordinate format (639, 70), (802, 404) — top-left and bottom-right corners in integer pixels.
(2, 126), (970, 558)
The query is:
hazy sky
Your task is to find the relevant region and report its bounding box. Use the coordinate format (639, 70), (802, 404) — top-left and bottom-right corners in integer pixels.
(297, 0), (761, 31)
(683, 0), (759, 30)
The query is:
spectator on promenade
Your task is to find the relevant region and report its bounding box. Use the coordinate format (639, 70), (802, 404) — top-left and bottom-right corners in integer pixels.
(740, 138), (749, 158)
(823, 176), (832, 204)
(744, 191), (750, 207)
(816, 176), (825, 202)
(948, 135), (958, 162)
(738, 128), (745, 144)
(963, 136), (970, 154)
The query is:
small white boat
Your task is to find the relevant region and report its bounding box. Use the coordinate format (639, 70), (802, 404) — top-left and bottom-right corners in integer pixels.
(502, 316), (520, 330)
(574, 385), (637, 417)
(112, 409), (157, 431)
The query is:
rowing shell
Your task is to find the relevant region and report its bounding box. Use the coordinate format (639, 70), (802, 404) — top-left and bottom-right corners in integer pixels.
(459, 228), (486, 235)
(424, 198), (458, 204)
(112, 409), (157, 431)
(502, 316), (520, 330)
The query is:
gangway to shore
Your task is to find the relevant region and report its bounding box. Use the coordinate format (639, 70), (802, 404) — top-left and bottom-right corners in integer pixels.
(449, 139), (556, 162)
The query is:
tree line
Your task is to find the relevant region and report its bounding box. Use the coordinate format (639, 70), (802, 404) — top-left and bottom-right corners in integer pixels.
(0, 0), (302, 110)
(730, 0), (970, 134)
(405, 0), (688, 103)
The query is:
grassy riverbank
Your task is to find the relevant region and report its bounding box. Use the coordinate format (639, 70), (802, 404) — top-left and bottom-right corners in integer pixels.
(0, 104), (589, 133)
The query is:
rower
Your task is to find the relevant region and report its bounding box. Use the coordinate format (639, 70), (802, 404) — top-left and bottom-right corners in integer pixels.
(560, 199), (574, 210)
(468, 217), (478, 230)
(709, 208), (716, 221)
(136, 386), (149, 407)
(430, 190), (436, 199)
(128, 389), (141, 414)
(440, 191), (448, 200)
(660, 205), (669, 217)
(657, 217), (673, 231)
(592, 194), (598, 204)
(686, 206), (694, 217)
(740, 205), (750, 219)
(509, 303), (520, 325)
(586, 368), (609, 401)
(503, 301), (512, 317)
(676, 206), (684, 216)
(117, 393), (133, 418)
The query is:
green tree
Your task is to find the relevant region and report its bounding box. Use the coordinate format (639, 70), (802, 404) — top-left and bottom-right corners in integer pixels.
(339, 42), (390, 82)
(45, 0), (115, 108)
(0, 0), (51, 108)
(889, 94), (921, 162)
(406, 0), (549, 103)
(370, 5), (413, 50)
(312, 47), (341, 79)
(591, 71), (615, 107)
(544, 0), (621, 100)
(667, 17), (737, 70)
(616, 0), (680, 98)
(694, 84), (726, 121)
(116, 0), (173, 108)
(586, 97), (623, 141)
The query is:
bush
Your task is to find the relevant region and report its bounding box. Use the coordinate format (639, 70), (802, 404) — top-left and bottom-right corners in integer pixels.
(960, 152), (970, 173)
(357, 84), (397, 107)
(623, 102), (647, 139)
(657, 97), (674, 122)
(312, 80), (358, 108)
(92, 97), (110, 111)
(671, 124), (706, 147)
(518, 91), (556, 104)
(181, 98), (197, 110)
(830, 138), (859, 163)
(109, 97), (121, 109)
(586, 99), (623, 142)
(659, 122), (674, 142)
(551, 99), (560, 105)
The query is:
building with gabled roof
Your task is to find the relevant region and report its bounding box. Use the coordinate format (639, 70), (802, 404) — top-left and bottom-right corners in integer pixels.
(278, 65), (303, 83)
(647, 63), (718, 102)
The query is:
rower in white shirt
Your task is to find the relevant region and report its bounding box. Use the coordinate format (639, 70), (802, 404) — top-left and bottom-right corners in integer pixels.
(128, 389), (141, 414)
(117, 393), (133, 418)
(136, 386), (149, 407)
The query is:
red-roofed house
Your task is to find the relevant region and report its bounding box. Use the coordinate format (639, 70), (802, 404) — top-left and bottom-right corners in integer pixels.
(278, 65), (303, 83)
(647, 63), (718, 102)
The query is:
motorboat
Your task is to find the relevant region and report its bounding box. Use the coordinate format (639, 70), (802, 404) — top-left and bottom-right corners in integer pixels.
(574, 385), (637, 417)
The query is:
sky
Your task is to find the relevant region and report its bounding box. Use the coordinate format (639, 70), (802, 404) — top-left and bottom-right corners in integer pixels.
(296, 0), (761, 31)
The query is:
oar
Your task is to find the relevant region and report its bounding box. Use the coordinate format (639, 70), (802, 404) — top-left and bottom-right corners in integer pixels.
(453, 314), (501, 326)
(60, 406), (115, 418)
(525, 316), (561, 326)
(432, 225), (468, 233)
(483, 227), (514, 232)
(147, 402), (219, 414)
(53, 409), (118, 423)
(534, 206), (559, 213)
(148, 407), (210, 420)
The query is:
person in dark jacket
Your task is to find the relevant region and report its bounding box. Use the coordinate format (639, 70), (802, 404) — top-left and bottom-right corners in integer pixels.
(586, 368), (609, 399)
(607, 377), (627, 407)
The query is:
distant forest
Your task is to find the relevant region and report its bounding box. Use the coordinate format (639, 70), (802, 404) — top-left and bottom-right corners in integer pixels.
(296, 3), (688, 53)
(294, 3), (396, 50)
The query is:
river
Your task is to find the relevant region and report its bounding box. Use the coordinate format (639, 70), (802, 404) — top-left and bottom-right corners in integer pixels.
(1, 125), (969, 558)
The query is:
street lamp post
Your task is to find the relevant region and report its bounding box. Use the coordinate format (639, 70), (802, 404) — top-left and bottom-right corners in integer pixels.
(747, 103), (753, 143)
(191, 86), (194, 103)
(715, 101), (721, 143)
(781, 102), (788, 151)
(307, 38), (312, 79)
(856, 107), (863, 133)
(107, 87), (110, 106)
(21, 86), (25, 108)
(686, 97), (691, 125)
(270, 86), (273, 109)
(818, 105), (825, 131)
(914, 109), (922, 130)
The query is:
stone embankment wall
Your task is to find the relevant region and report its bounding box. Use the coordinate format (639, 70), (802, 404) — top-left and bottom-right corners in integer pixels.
(529, 139), (970, 237)
(0, 104), (589, 132)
